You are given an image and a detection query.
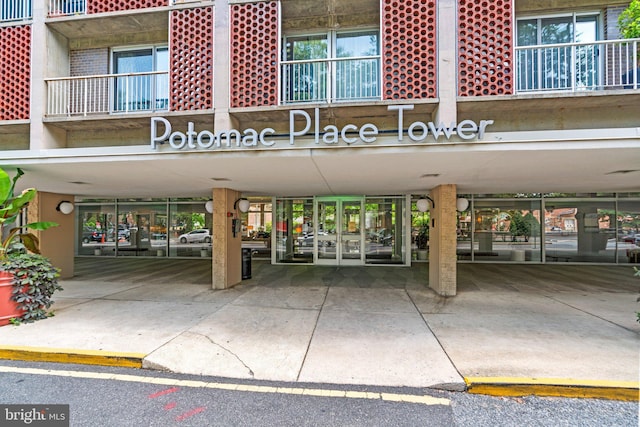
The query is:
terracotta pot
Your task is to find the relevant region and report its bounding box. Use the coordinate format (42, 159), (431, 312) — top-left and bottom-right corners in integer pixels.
(0, 270), (23, 326)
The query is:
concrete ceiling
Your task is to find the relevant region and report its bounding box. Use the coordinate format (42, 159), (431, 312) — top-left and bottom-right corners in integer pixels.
(7, 136), (639, 200)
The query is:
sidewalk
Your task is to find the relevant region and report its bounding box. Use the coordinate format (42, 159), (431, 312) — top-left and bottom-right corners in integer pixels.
(0, 259), (638, 400)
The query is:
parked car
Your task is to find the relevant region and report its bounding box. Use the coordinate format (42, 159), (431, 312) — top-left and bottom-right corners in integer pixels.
(178, 229), (212, 243)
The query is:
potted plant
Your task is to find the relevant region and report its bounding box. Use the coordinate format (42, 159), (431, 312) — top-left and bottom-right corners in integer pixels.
(416, 225), (429, 260)
(0, 167), (61, 326)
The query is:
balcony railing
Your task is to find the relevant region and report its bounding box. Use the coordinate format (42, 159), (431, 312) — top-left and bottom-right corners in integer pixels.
(515, 38), (639, 93)
(281, 56), (381, 104)
(0, 0), (31, 22)
(46, 71), (169, 117)
(48, 0), (85, 16)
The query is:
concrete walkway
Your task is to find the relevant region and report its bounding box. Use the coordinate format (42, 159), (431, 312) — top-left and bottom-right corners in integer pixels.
(0, 258), (638, 400)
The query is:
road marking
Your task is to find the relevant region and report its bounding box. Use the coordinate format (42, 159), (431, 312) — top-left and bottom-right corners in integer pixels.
(148, 387), (180, 399)
(176, 406), (206, 422)
(0, 365), (450, 406)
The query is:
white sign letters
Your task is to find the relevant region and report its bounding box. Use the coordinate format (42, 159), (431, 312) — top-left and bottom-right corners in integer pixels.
(150, 105), (493, 150)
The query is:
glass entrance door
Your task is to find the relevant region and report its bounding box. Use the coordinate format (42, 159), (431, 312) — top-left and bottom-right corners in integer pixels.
(314, 197), (364, 265)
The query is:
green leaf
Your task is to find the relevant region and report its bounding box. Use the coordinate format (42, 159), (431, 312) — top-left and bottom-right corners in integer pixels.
(0, 168), (11, 205)
(25, 221), (59, 231)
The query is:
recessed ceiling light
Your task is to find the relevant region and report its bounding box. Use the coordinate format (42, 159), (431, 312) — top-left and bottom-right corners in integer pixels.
(605, 170), (639, 175)
(420, 173), (440, 178)
(210, 177), (231, 181)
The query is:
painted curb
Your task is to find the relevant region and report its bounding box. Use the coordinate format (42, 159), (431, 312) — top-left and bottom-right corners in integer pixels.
(0, 345), (145, 368)
(465, 377), (640, 401)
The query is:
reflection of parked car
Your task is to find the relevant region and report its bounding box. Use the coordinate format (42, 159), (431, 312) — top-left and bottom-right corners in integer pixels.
(178, 229), (212, 243)
(82, 228), (104, 243)
(369, 229), (392, 245)
(297, 232), (331, 247)
(117, 225), (130, 241)
(621, 234), (640, 245)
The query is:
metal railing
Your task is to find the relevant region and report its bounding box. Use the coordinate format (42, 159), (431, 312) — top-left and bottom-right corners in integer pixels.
(281, 56), (381, 104)
(515, 38), (639, 93)
(48, 0), (85, 16)
(0, 0), (31, 22)
(46, 71), (169, 117)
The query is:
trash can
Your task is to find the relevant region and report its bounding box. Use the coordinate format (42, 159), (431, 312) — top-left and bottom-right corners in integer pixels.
(242, 247), (252, 279)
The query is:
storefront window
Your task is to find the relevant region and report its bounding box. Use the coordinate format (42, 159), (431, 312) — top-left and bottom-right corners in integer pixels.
(543, 199), (616, 263)
(116, 202), (168, 257)
(617, 199), (640, 264)
(241, 199), (273, 259)
(275, 198), (313, 263)
(78, 201), (116, 257)
(168, 201), (211, 258)
(365, 197), (405, 264)
(469, 199), (543, 262)
(410, 200), (430, 261)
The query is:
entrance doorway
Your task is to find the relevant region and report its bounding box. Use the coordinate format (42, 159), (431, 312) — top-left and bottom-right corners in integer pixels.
(314, 197), (364, 265)
(273, 196), (408, 265)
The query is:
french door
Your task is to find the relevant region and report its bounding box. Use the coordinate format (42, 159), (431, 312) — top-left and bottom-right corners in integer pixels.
(314, 197), (364, 265)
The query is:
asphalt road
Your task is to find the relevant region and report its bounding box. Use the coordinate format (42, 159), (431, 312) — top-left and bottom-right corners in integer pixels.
(0, 361), (636, 427)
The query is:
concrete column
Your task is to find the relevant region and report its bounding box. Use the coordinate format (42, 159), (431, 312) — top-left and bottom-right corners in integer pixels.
(212, 0), (238, 131)
(212, 188), (243, 289)
(26, 192), (75, 279)
(428, 184), (458, 296)
(434, 0), (457, 124)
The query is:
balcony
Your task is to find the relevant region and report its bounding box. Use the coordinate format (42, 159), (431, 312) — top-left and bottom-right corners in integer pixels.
(0, 0), (31, 22)
(46, 71), (169, 117)
(48, 0), (85, 16)
(515, 38), (639, 93)
(281, 56), (381, 104)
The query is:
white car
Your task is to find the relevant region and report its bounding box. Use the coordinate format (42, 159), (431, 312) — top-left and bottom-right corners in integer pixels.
(178, 229), (212, 243)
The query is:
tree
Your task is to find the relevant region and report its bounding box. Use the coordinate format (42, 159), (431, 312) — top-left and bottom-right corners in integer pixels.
(619, 0), (640, 39)
(509, 211), (531, 242)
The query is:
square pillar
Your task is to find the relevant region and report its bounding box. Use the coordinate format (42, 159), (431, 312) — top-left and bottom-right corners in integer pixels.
(428, 184), (458, 296)
(26, 192), (75, 279)
(212, 188), (243, 289)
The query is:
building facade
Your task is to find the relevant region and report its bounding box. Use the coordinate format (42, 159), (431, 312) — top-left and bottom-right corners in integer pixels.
(1, 0), (639, 294)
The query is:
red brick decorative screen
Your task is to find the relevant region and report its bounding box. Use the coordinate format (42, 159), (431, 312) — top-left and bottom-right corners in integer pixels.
(458, 0), (514, 96)
(88, 0), (166, 14)
(169, 7), (214, 111)
(0, 25), (31, 121)
(229, 1), (279, 108)
(382, 0), (437, 100)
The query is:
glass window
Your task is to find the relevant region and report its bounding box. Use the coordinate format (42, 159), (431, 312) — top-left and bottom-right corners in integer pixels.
(116, 203), (168, 257)
(282, 30), (380, 103)
(516, 14), (600, 91)
(274, 198), (313, 263)
(365, 197), (405, 264)
(241, 199), (273, 259)
(78, 203), (117, 257)
(112, 46), (168, 112)
(469, 199), (543, 262)
(410, 200), (430, 261)
(169, 202), (211, 258)
(617, 200), (640, 264)
(543, 200), (616, 263)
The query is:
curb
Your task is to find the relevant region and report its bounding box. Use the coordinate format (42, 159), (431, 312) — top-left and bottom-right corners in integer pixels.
(465, 377), (640, 401)
(0, 345), (145, 368)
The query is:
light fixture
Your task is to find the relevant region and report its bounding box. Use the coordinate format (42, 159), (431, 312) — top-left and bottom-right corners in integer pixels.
(456, 197), (470, 212)
(56, 201), (74, 215)
(234, 198), (250, 213)
(205, 200), (213, 214)
(416, 196), (434, 212)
